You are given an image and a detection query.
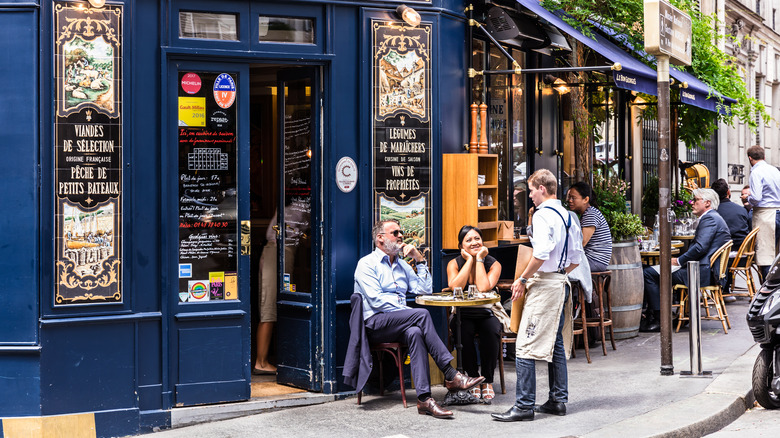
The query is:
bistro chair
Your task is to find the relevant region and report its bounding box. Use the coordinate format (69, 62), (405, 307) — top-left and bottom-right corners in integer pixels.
(349, 293), (408, 408)
(573, 271), (616, 359)
(726, 227), (760, 300)
(570, 280), (592, 364)
(675, 240), (732, 334)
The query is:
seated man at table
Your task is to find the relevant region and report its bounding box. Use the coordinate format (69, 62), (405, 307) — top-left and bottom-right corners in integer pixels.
(641, 188), (731, 332)
(352, 219), (484, 419)
(712, 179), (749, 251)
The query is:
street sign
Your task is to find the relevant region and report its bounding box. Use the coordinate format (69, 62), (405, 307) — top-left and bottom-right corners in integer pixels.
(644, 0), (692, 66)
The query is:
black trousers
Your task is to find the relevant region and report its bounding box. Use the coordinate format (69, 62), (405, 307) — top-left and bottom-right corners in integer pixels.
(365, 308), (454, 397)
(451, 308), (501, 383)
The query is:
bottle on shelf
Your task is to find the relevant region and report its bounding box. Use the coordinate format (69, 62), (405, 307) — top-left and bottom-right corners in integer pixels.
(653, 214), (660, 243)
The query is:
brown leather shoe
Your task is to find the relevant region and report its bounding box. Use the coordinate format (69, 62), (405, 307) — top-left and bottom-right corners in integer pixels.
(417, 397), (453, 419)
(444, 372), (485, 392)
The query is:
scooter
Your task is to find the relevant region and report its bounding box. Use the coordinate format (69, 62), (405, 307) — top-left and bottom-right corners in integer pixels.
(746, 259), (780, 409)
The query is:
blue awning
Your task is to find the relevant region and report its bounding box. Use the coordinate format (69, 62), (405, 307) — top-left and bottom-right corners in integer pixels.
(516, 0), (658, 96)
(596, 24), (737, 114)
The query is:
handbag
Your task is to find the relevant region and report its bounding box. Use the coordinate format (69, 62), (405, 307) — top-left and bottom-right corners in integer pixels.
(509, 243), (533, 333)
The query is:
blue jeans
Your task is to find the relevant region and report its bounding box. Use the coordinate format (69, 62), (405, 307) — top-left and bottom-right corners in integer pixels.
(514, 286), (569, 409)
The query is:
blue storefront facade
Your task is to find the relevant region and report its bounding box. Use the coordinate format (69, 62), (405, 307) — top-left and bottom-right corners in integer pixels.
(0, 0), (585, 436)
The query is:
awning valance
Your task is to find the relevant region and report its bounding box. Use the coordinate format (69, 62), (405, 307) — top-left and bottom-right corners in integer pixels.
(595, 20), (737, 114)
(516, 0), (658, 96)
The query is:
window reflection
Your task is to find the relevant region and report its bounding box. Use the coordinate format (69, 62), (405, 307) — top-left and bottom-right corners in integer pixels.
(259, 16), (315, 44)
(179, 11), (238, 41)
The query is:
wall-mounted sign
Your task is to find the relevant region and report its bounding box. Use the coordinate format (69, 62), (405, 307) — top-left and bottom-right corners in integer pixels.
(177, 71), (238, 304)
(644, 0), (692, 66)
(54, 1), (123, 305)
(372, 21), (432, 265)
(336, 156), (358, 193)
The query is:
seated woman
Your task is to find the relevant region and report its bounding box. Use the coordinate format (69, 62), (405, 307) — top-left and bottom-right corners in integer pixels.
(446, 225), (502, 402)
(567, 182), (613, 272)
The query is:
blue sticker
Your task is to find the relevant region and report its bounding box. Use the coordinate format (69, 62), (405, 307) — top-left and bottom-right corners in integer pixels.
(213, 73), (236, 109)
(179, 263), (192, 278)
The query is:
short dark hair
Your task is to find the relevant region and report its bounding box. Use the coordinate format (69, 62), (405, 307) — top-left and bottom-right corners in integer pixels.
(711, 178), (730, 201)
(457, 225), (482, 248)
(747, 145), (765, 161)
(569, 181), (597, 207)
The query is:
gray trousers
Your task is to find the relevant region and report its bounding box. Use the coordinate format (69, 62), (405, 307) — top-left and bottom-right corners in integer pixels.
(365, 308), (454, 397)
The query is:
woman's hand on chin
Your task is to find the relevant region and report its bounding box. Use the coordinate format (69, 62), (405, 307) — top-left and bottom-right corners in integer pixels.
(460, 248), (473, 261)
(476, 246), (489, 259)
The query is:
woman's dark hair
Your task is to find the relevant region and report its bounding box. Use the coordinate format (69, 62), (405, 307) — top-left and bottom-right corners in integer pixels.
(457, 225), (482, 248)
(569, 181), (597, 207)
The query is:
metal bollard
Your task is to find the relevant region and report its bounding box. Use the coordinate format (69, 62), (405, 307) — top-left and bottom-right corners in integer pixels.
(681, 261), (712, 377)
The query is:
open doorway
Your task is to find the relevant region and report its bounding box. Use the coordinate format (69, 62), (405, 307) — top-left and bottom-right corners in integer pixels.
(249, 64), (319, 396)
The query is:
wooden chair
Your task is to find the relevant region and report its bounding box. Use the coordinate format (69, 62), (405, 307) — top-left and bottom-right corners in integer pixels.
(497, 330), (516, 394)
(350, 294), (408, 408)
(675, 240), (733, 334)
(570, 280), (591, 363)
(573, 271), (616, 361)
(726, 227), (761, 300)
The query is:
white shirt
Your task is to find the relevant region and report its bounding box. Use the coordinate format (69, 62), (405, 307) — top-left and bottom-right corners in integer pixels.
(529, 199), (583, 273)
(748, 160), (780, 208)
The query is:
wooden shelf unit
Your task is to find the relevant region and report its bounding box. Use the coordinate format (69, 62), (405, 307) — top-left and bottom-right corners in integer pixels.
(442, 153), (499, 249)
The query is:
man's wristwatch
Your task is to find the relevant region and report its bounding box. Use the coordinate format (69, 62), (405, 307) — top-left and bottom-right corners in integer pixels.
(519, 277), (528, 285)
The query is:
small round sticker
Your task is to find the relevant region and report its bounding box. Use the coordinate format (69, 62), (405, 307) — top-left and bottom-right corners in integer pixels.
(336, 156), (358, 193)
(213, 73), (236, 109)
(181, 72), (202, 94)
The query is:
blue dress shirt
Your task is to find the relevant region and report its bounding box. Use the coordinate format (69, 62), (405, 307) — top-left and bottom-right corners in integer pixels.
(354, 247), (432, 320)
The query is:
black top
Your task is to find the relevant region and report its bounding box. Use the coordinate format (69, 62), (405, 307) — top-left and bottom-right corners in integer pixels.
(454, 254), (498, 277)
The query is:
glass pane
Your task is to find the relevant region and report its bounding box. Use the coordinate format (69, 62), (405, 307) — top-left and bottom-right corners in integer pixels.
(282, 78), (312, 294)
(179, 11), (238, 41)
(259, 16), (315, 44)
(488, 46), (509, 220)
(511, 49), (527, 228)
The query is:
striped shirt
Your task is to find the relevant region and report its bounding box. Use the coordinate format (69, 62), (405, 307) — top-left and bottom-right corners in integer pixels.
(580, 206), (613, 270)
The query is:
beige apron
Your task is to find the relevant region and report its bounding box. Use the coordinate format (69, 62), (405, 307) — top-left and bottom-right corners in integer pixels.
(515, 272), (572, 362)
(753, 207), (778, 266)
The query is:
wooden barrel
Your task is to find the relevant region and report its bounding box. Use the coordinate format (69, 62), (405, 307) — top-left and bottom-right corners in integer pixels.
(606, 239), (644, 339)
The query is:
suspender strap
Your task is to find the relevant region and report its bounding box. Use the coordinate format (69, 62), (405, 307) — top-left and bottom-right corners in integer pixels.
(543, 206), (571, 272)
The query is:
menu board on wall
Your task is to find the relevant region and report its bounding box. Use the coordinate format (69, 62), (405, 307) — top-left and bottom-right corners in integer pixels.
(372, 21), (432, 264)
(177, 71), (239, 303)
(54, 2), (123, 305)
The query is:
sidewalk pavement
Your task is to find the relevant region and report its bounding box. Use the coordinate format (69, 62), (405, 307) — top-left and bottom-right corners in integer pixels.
(156, 299), (757, 438)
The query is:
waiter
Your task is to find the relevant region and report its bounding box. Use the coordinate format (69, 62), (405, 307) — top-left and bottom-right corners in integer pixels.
(491, 169), (583, 422)
(746, 145), (780, 276)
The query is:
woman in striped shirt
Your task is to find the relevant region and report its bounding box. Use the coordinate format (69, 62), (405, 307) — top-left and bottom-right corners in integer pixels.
(567, 182), (613, 272)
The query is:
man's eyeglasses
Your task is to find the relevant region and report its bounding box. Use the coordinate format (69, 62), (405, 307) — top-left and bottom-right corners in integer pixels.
(384, 230), (404, 237)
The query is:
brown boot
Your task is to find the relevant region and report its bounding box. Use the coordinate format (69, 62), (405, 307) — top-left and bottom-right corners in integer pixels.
(444, 372), (485, 391)
(417, 397), (453, 418)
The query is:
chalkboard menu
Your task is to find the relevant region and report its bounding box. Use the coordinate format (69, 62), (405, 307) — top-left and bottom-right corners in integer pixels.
(177, 71), (239, 303)
(372, 22), (432, 264)
(54, 2), (123, 305)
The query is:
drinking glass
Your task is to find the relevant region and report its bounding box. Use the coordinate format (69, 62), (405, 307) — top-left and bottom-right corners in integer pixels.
(467, 285), (478, 299)
(453, 287), (463, 300)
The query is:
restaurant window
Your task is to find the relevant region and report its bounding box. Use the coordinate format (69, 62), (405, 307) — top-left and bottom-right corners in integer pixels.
(259, 16), (315, 44)
(590, 87), (619, 177)
(488, 45), (510, 222)
(179, 11), (239, 41)
(510, 49), (527, 227)
(472, 38), (526, 227)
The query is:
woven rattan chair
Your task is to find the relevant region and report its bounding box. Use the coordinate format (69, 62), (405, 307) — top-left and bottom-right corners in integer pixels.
(725, 227), (760, 300)
(675, 240), (733, 333)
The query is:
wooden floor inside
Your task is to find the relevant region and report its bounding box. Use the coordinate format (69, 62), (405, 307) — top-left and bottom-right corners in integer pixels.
(250, 374), (306, 398)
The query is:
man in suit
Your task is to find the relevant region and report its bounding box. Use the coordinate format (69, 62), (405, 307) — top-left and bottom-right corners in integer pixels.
(712, 179), (750, 250)
(641, 188), (731, 332)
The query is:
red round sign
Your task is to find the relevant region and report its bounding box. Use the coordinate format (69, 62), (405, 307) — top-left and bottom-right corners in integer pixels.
(181, 73), (202, 94)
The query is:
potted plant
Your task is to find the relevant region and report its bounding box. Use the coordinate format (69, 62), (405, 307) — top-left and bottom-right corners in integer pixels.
(592, 171), (645, 241)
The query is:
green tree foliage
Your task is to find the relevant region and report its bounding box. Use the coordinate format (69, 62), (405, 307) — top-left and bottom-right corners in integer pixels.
(542, 0), (769, 148)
